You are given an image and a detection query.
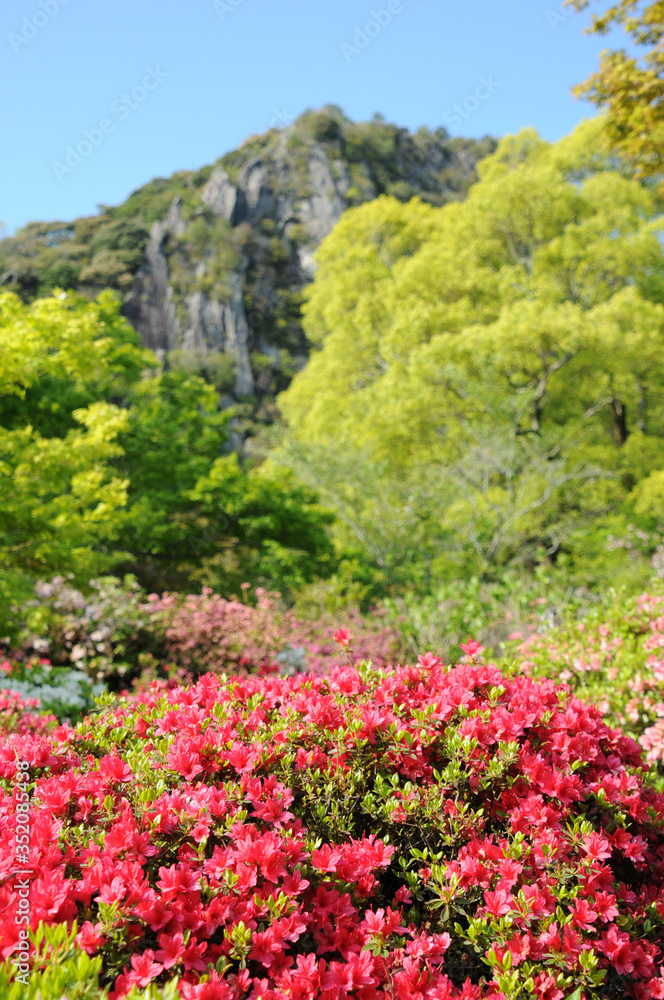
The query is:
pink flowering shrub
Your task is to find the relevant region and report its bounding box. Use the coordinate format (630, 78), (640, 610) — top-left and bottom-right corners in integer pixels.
(13, 579), (403, 697)
(511, 591), (664, 775)
(2, 651), (664, 998)
(143, 587), (402, 678)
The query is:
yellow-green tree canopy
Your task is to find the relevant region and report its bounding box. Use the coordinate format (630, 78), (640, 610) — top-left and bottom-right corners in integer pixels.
(571, 0), (664, 184)
(0, 292), (140, 618)
(278, 121), (664, 588)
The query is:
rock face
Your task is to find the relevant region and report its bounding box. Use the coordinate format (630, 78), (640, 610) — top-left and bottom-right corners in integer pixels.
(200, 168), (241, 223)
(218, 271), (254, 396)
(124, 142), (357, 395)
(124, 199), (184, 357)
(295, 148), (350, 278)
(126, 208), (255, 394)
(0, 108), (495, 408)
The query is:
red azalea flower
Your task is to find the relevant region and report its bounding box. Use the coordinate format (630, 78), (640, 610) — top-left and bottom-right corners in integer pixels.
(179, 971), (233, 999)
(533, 972), (564, 1000)
(417, 652), (442, 669)
(99, 755), (133, 783)
(460, 639), (485, 660)
(599, 924), (638, 976)
(583, 831), (612, 862)
(483, 887), (514, 917)
(571, 897), (598, 931)
(333, 628), (353, 648)
(593, 890), (619, 923)
(127, 949), (163, 988)
(155, 931), (186, 969)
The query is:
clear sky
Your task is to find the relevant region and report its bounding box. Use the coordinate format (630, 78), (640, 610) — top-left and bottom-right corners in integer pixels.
(1, 0), (627, 235)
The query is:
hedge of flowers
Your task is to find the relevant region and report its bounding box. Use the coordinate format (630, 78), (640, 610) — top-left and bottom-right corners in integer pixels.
(11, 578), (402, 701)
(15, 577), (162, 686)
(512, 591), (664, 776)
(3, 642), (664, 999)
(145, 589), (402, 678)
(0, 656), (104, 724)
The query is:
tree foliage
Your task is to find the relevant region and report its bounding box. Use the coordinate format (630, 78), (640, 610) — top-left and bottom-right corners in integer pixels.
(571, 0), (664, 184)
(0, 291), (335, 634)
(0, 110), (494, 440)
(278, 120), (664, 590)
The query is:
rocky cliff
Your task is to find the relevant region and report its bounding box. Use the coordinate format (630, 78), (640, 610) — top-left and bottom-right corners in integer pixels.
(0, 106), (495, 419)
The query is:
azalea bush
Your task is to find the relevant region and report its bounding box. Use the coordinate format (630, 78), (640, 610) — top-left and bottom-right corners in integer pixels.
(0, 657), (105, 723)
(12, 578), (402, 697)
(511, 590), (664, 776)
(3, 647), (664, 998)
(381, 574), (585, 666)
(146, 587), (403, 678)
(0, 689), (55, 736)
(13, 576), (167, 689)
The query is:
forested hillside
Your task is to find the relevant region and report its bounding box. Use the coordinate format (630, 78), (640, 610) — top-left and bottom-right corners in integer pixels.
(3, 115), (662, 636)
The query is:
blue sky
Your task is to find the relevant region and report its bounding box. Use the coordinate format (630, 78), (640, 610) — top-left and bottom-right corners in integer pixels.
(1, 0), (627, 234)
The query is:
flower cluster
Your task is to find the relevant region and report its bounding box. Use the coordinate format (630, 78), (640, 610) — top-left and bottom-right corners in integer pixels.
(513, 591), (664, 775)
(144, 588), (402, 678)
(12, 578), (403, 696)
(2, 652), (664, 998)
(0, 689), (55, 735)
(13, 576), (160, 685)
(0, 656), (104, 723)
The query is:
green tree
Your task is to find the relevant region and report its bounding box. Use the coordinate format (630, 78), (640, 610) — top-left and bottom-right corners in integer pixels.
(110, 370), (231, 591)
(0, 292), (143, 623)
(278, 120), (664, 590)
(0, 290), (336, 627)
(106, 363), (336, 595)
(0, 288), (151, 437)
(188, 456), (336, 594)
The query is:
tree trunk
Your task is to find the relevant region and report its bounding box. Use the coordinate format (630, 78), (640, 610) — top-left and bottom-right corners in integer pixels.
(609, 398), (629, 447)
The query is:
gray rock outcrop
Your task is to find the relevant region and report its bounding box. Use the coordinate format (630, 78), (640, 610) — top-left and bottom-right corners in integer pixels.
(123, 199), (184, 357)
(124, 143), (352, 393)
(117, 117), (493, 411)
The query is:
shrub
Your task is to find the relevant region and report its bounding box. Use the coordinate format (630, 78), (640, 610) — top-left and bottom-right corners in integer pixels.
(511, 589), (664, 778)
(13, 579), (402, 697)
(383, 575), (580, 666)
(0, 657), (104, 723)
(0, 689), (55, 735)
(14, 577), (164, 691)
(147, 587), (403, 678)
(2, 649), (664, 997)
